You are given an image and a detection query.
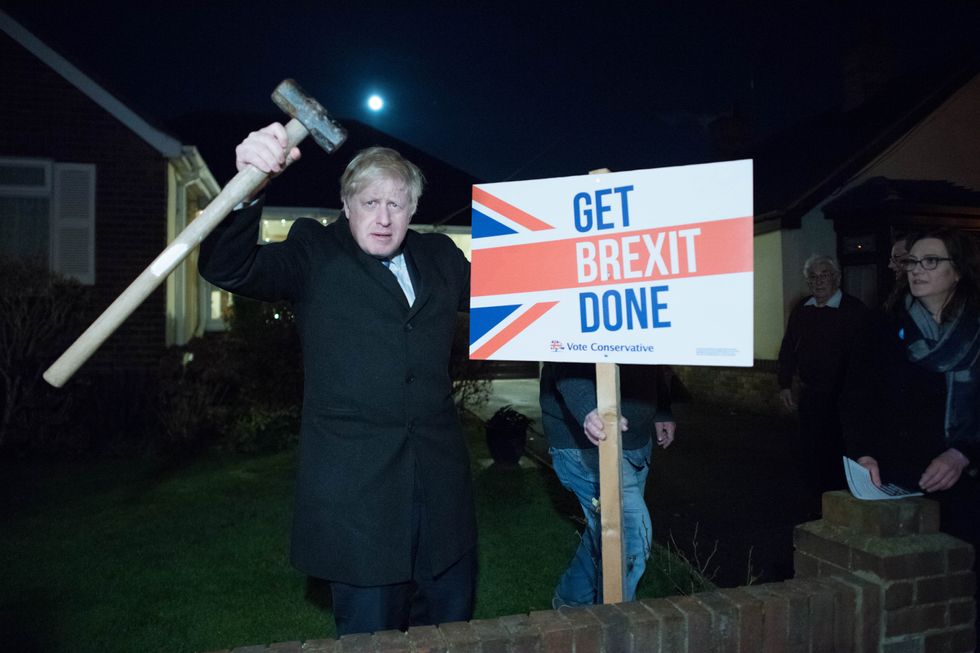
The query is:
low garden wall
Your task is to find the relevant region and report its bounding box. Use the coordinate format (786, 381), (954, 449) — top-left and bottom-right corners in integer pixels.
(208, 492), (975, 653)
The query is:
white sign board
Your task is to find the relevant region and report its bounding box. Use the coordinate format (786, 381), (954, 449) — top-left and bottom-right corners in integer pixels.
(469, 160), (754, 366)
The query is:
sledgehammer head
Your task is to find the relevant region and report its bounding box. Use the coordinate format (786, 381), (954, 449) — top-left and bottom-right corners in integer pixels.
(272, 79), (347, 153)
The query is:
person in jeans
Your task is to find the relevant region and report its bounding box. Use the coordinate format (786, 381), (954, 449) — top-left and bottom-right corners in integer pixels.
(539, 362), (676, 606)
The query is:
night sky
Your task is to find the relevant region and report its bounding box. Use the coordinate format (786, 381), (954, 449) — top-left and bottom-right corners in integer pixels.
(4, 1), (979, 181)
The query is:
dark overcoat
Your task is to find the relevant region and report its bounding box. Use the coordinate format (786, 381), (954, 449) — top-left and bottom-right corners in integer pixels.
(198, 201), (476, 585)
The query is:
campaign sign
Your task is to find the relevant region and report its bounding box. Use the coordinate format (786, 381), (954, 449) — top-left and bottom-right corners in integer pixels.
(469, 160), (753, 366)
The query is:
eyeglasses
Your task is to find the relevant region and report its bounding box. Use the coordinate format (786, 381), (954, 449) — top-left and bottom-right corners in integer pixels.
(899, 256), (953, 272)
(805, 272), (834, 283)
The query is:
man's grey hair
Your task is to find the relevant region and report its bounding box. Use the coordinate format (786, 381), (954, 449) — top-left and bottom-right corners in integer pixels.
(803, 254), (841, 278)
(340, 146), (426, 213)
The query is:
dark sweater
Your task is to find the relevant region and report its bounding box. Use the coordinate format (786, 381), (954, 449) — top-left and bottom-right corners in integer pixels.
(539, 362), (672, 450)
(777, 293), (867, 393)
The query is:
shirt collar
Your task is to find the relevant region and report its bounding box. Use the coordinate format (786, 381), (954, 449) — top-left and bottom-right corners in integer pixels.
(804, 288), (843, 308)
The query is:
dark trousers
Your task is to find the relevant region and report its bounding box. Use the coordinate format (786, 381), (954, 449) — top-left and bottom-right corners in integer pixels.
(795, 387), (847, 505)
(328, 478), (477, 636)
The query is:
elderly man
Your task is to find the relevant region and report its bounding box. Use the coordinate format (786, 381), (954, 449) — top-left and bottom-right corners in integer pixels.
(888, 235), (909, 282)
(778, 255), (867, 510)
(199, 124), (475, 636)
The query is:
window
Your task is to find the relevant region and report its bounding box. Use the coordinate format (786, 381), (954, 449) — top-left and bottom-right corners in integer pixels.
(0, 158), (96, 284)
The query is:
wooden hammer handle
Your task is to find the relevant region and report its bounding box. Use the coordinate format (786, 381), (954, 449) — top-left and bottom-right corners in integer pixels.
(43, 119), (309, 387)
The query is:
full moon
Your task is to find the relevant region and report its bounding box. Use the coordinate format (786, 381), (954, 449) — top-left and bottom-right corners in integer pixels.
(367, 95), (384, 111)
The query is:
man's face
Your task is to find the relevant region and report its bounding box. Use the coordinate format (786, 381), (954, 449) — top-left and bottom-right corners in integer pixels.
(805, 263), (840, 305)
(888, 240), (908, 279)
(343, 176), (414, 259)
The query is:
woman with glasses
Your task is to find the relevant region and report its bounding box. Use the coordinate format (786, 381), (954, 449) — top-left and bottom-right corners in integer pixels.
(843, 227), (980, 634)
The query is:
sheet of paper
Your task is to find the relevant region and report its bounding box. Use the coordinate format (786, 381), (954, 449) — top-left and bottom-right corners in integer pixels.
(843, 457), (923, 500)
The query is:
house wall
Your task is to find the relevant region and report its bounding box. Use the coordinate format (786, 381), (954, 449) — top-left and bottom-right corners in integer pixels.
(1, 31), (170, 371)
(753, 230), (784, 361)
(850, 73), (980, 189)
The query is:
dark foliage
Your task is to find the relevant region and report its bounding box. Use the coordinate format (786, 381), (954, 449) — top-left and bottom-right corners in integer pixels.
(0, 261), (93, 455)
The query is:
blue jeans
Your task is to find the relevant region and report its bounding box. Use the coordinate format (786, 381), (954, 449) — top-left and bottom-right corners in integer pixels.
(549, 441), (653, 605)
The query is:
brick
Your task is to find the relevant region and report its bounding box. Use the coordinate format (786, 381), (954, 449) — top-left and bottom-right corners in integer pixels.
(883, 581), (914, 610)
(497, 613), (542, 653)
(811, 576), (858, 653)
(371, 630), (410, 653)
(586, 603), (631, 653)
(924, 626), (977, 653)
(882, 639), (922, 653)
(795, 579), (835, 653)
(301, 641), (338, 653)
(880, 550), (947, 581)
(641, 597), (687, 652)
(742, 585), (791, 653)
(439, 621), (479, 653)
(780, 582), (812, 648)
(793, 550), (820, 578)
(946, 542), (974, 573)
(885, 604), (948, 637)
(556, 606), (601, 652)
(269, 643), (303, 653)
(851, 544), (946, 581)
(665, 595), (714, 652)
(615, 600), (659, 652)
(718, 588), (765, 653)
(692, 592), (738, 653)
(794, 524), (853, 570)
(915, 572), (975, 603)
(529, 609), (573, 653)
(468, 618), (510, 653)
(405, 624), (447, 653)
(335, 633), (373, 653)
(947, 600), (975, 628)
(821, 492), (940, 537)
(825, 573), (882, 652)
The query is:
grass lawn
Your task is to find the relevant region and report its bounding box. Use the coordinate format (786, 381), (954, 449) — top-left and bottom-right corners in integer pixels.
(0, 411), (703, 652)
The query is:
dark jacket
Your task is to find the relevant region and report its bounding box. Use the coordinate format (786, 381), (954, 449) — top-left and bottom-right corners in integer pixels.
(199, 200), (475, 585)
(539, 362), (672, 450)
(841, 309), (980, 488)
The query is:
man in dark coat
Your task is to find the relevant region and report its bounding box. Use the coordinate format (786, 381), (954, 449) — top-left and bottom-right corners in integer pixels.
(777, 254), (867, 511)
(198, 124), (475, 636)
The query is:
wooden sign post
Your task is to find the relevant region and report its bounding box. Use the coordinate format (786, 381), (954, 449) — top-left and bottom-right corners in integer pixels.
(596, 361), (625, 603)
(467, 158), (754, 605)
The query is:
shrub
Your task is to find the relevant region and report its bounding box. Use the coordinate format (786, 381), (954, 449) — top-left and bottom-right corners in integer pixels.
(227, 405), (300, 453)
(0, 261), (93, 454)
(450, 313), (492, 413)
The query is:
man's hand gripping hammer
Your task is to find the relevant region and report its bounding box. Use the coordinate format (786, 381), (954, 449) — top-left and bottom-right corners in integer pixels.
(43, 79), (346, 387)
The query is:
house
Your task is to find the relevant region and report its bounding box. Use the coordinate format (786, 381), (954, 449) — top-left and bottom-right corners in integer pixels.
(675, 54), (980, 411)
(0, 9), (221, 379)
(1, 8), (519, 390)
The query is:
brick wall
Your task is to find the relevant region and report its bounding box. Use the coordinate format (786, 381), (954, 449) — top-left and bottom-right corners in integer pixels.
(0, 31), (170, 371)
(206, 492), (974, 653)
(796, 491), (975, 652)
(672, 360), (783, 415)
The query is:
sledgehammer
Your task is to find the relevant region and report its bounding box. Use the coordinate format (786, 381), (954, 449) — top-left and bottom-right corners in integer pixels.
(43, 79), (346, 387)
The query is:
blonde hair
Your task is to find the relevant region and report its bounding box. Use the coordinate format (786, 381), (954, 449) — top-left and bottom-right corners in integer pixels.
(340, 147), (425, 213)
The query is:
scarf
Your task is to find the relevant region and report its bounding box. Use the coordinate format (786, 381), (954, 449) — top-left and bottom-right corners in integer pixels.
(904, 296), (980, 444)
